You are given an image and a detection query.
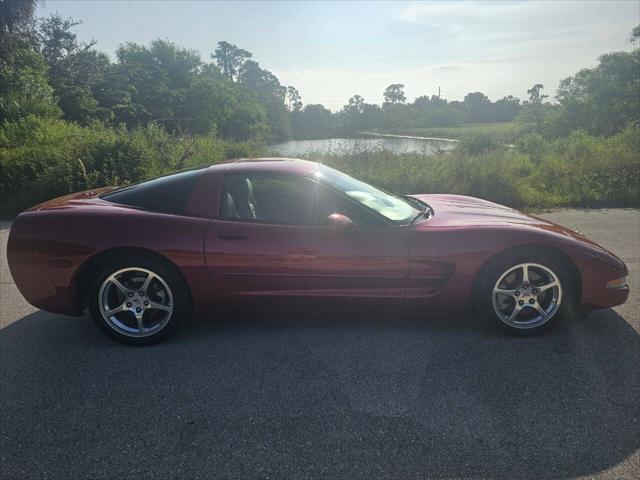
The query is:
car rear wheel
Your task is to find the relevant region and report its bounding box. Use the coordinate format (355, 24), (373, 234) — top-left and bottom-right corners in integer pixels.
(88, 254), (189, 345)
(475, 252), (573, 334)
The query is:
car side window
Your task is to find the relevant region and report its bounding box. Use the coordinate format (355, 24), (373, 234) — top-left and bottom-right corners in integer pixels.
(221, 173), (317, 225)
(220, 172), (382, 227)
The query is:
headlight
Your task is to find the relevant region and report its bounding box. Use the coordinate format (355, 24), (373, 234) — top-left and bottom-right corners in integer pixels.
(606, 277), (628, 290)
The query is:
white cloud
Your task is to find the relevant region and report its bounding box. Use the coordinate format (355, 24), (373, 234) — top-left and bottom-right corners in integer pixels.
(397, 0), (634, 44)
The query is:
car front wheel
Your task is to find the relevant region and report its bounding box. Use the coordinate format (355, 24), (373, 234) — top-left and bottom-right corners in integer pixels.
(475, 252), (573, 334)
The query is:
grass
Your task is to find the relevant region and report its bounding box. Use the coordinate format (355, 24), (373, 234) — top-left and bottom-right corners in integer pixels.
(1, 118), (638, 218)
(301, 126), (640, 210)
(0, 116), (265, 218)
(380, 122), (517, 141)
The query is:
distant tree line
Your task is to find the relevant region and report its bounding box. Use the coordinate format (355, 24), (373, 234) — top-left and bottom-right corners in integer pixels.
(0, 10), (523, 142)
(1, 2), (638, 144)
(298, 89), (523, 139)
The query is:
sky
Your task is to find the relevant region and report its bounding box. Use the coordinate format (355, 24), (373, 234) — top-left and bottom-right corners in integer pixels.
(38, 0), (640, 111)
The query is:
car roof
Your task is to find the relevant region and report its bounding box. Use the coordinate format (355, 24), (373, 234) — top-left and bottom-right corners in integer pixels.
(208, 157), (320, 176)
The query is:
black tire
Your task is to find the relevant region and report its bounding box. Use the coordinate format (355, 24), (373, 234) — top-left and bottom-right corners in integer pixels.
(87, 253), (189, 345)
(474, 250), (574, 335)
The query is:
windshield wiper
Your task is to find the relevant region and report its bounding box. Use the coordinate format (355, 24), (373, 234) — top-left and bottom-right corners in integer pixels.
(402, 195), (433, 224)
(408, 203), (430, 224)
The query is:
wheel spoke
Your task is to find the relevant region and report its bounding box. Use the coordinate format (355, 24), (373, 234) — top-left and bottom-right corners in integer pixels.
(147, 301), (171, 312)
(140, 272), (156, 295)
(110, 277), (133, 295)
(105, 302), (127, 317)
(495, 288), (518, 298)
(521, 265), (530, 284)
(537, 281), (558, 294)
(506, 304), (522, 323)
(534, 304), (549, 319)
(135, 312), (145, 333)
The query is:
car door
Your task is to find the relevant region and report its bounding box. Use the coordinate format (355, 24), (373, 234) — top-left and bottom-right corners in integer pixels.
(299, 183), (410, 300)
(203, 171), (410, 301)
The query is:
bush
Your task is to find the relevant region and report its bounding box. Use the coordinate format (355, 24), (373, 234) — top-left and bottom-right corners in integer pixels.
(516, 132), (547, 164)
(0, 117), (264, 217)
(456, 132), (504, 155)
(303, 125), (640, 209)
(2, 119), (638, 218)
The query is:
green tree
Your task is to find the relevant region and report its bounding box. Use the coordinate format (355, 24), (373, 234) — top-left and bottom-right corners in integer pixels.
(1, 0), (39, 63)
(517, 84), (555, 134)
(238, 59), (290, 139)
(346, 94), (365, 114)
(494, 95), (521, 122)
(38, 14), (113, 124)
(463, 91), (492, 122)
(239, 60), (283, 96)
(413, 95), (431, 108)
(217, 87), (270, 141)
(0, 41), (60, 122)
(294, 104), (333, 139)
(286, 86), (302, 112)
(114, 39), (202, 131)
(335, 95), (367, 135)
(412, 96), (468, 127)
(361, 103), (383, 130)
(212, 41), (251, 83)
(383, 84), (406, 104)
(0, 0), (39, 37)
(527, 84), (548, 104)
(177, 75), (231, 135)
(555, 49), (639, 136)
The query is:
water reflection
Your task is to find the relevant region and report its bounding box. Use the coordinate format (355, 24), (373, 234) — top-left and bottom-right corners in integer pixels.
(269, 136), (456, 157)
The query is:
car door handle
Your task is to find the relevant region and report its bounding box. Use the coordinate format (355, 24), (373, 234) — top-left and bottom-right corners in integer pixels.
(218, 233), (249, 241)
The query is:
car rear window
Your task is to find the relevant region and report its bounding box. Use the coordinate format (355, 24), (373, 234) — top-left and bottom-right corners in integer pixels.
(101, 169), (203, 215)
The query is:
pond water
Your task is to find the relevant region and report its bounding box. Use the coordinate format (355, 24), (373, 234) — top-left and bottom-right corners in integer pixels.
(269, 136), (456, 157)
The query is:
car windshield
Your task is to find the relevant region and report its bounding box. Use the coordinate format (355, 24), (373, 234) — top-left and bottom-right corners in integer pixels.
(312, 166), (421, 223)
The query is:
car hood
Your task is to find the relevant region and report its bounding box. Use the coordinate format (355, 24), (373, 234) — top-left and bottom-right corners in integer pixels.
(410, 194), (626, 271)
(411, 194), (550, 225)
(410, 194), (593, 241)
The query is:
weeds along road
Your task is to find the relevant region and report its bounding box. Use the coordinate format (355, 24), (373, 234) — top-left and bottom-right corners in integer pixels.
(1, 209), (639, 479)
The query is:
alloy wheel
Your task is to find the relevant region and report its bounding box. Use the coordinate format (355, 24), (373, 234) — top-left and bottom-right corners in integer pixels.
(98, 267), (174, 338)
(492, 263), (562, 329)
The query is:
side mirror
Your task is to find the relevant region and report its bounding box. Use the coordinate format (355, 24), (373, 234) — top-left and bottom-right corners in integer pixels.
(326, 213), (355, 231)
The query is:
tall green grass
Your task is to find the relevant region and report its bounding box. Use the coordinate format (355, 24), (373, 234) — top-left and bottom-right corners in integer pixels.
(379, 122), (518, 142)
(304, 126), (640, 209)
(0, 117), (263, 217)
(1, 118), (638, 218)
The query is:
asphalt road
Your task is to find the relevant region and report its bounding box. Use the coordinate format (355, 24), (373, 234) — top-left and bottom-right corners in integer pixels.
(1, 209), (639, 479)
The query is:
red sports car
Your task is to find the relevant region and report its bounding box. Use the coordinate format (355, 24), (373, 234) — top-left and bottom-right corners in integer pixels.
(7, 158), (629, 344)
